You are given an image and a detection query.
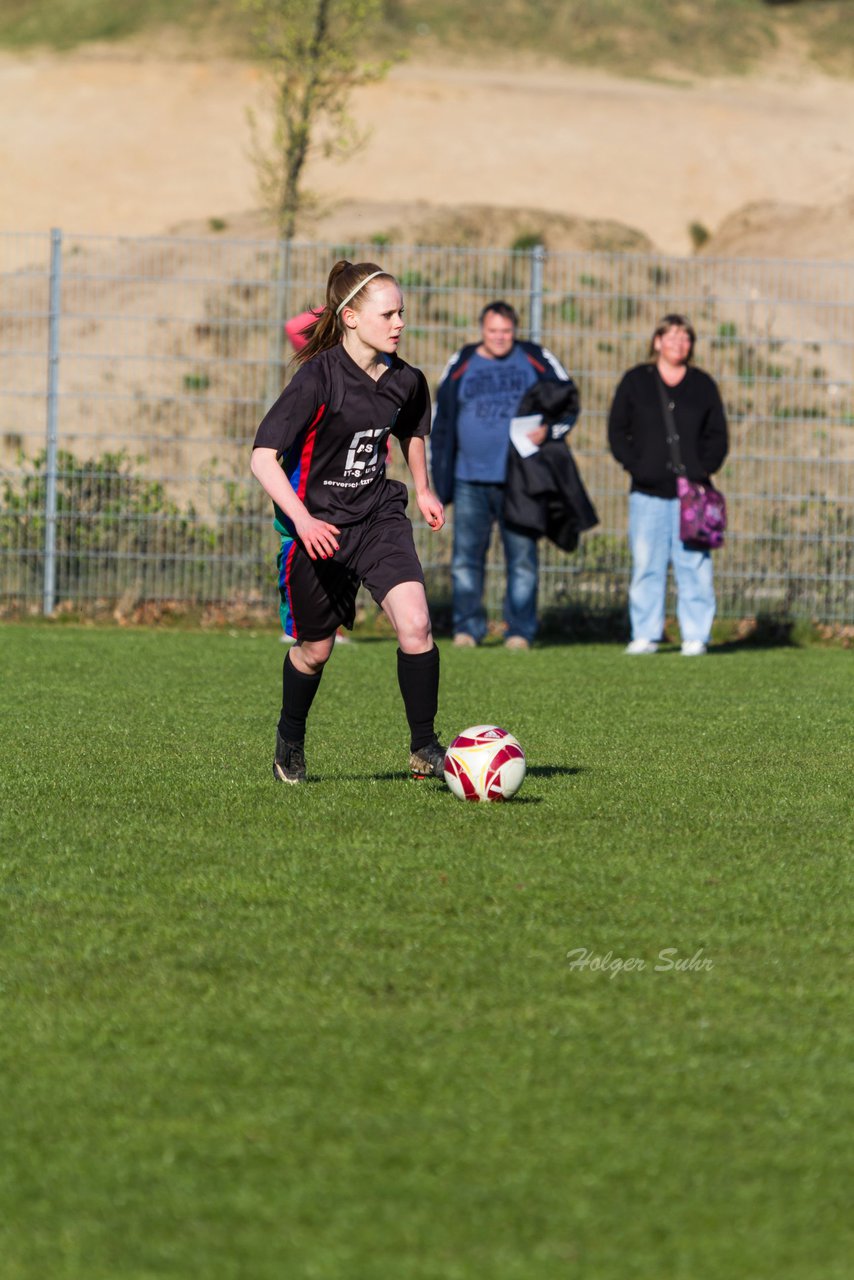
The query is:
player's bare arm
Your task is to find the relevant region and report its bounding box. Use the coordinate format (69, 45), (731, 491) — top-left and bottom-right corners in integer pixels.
(400, 435), (444, 530)
(250, 447), (340, 560)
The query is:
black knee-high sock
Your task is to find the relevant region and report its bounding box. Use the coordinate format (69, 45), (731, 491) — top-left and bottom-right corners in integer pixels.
(278, 651), (323, 745)
(397, 645), (440, 751)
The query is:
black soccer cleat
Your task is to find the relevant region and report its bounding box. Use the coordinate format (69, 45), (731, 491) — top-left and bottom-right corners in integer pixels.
(273, 731), (307, 784)
(409, 737), (447, 779)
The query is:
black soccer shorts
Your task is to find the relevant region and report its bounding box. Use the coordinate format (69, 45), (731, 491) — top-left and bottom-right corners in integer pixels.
(276, 481), (425, 641)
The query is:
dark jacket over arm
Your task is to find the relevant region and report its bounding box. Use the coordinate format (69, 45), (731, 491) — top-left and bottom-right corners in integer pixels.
(504, 441), (598, 552)
(503, 376), (595, 552)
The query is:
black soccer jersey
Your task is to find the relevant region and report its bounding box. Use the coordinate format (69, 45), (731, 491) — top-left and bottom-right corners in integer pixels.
(253, 344), (431, 529)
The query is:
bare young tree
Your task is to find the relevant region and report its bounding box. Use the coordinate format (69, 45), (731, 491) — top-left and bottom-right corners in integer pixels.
(244, 0), (394, 240)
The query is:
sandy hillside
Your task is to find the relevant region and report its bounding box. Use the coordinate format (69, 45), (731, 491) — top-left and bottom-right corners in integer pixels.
(1, 45), (854, 256)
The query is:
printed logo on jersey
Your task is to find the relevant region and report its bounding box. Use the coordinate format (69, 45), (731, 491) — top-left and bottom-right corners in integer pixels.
(343, 427), (386, 478)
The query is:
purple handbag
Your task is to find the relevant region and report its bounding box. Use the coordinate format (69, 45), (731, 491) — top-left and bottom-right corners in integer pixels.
(676, 475), (727, 549)
(656, 375), (727, 550)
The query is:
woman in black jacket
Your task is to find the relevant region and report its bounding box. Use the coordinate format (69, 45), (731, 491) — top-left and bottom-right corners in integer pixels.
(608, 314), (729, 655)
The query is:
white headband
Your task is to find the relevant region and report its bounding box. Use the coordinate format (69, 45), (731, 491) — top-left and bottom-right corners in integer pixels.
(335, 270), (385, 316)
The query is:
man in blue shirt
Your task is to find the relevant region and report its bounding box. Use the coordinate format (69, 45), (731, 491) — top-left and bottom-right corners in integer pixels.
(431, 302), (576, 649)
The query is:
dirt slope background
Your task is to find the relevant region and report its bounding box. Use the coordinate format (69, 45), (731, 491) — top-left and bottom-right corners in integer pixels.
(2, 44), (854, 257)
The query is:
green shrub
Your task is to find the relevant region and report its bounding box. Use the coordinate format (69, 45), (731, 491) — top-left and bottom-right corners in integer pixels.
(688, 221), (711, 251)
(399, 270), (428, 289)
(511, 232), (544, 252)
(611, 295), (638, 324)
(0, 451), (268, 603)
(560, 296), (578, 324)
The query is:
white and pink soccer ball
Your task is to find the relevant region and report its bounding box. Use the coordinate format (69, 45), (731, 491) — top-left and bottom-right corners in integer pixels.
(443, 725), (526, 802)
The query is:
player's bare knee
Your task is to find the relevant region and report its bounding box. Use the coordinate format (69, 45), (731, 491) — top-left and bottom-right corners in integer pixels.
(398, 613), (432, 652)
(292, 637), (335, 674)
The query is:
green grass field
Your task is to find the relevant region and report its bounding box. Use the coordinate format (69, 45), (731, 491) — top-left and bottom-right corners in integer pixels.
(1, 624), (852, 1279)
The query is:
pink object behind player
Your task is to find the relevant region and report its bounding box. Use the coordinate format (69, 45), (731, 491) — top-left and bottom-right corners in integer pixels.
(284, 309), (322, 352)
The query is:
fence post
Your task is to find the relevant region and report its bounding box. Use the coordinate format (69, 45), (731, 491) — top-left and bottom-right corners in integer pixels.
(528, 243), (545, 343)
(43, 227), (62, 617)
(264, 238), (291, 411)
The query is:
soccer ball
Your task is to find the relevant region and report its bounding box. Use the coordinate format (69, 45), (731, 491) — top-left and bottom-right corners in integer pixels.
(443, 725), (526, 803)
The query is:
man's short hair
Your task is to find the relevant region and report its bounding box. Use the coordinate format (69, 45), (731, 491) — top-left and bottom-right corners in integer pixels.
(479, 300), (519, 327)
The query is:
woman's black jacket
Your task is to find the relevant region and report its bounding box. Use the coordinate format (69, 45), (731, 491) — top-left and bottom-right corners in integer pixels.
(608, 363), (728, 500)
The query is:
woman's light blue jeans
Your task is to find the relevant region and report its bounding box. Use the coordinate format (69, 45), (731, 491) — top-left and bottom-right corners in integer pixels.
(452, 480), (538, 643)
(628, 492), (716, 645)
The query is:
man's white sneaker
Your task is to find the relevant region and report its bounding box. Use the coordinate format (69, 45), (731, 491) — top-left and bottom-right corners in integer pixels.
(681, 641), (708, 656)
(624, 639), (659, 655)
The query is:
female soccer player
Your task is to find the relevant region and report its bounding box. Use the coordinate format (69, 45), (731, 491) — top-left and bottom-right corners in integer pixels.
(251, 259), (447, 783)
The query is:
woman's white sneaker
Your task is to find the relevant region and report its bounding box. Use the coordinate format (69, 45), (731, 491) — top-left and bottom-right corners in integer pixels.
(681, 641), (707, 656)
(625, 639), (659, 655)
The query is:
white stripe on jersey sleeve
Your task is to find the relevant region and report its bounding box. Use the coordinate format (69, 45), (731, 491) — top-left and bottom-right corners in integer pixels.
(541, 347), (579, 438)
(540, 346), (571, 382)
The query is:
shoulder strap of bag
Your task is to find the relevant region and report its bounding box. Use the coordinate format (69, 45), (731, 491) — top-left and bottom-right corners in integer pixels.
(652, 368), (686, 478)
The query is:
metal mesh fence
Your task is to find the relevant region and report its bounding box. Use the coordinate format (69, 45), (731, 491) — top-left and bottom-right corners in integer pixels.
(1, 230), (852, 624)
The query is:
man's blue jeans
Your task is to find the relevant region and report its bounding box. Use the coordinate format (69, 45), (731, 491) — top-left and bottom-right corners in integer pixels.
(628, 491), (716, 644)
(452, 480), (538, 643)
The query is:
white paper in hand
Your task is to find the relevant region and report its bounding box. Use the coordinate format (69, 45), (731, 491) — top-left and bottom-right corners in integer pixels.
(509, 414), (543, 459)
